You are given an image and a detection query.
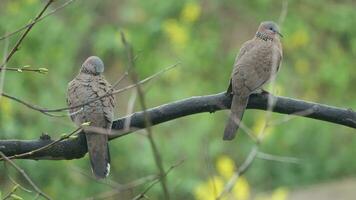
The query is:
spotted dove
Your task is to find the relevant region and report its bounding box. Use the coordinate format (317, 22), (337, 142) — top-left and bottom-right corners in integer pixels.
(67, 56), (115, 178)
(223, 21), (283, 140)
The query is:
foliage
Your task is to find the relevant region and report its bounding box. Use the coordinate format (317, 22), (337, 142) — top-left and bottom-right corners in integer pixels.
(1, 0), (356, 199)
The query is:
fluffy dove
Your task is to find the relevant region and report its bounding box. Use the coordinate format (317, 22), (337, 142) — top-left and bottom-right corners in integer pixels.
(67, 56), (115, 178)
(224, 21), (283, 140)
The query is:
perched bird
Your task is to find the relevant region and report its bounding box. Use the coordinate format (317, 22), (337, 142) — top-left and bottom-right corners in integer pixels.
(67, 56), (115, 178)
(223, 21), (283, 140)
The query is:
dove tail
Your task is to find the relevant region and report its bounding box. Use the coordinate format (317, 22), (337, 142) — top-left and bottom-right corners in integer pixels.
(223, 95), (249, 140)
(85, 132), (110, 179)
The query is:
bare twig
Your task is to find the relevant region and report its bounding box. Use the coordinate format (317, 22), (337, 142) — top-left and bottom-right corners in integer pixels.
(0, 34), (9, 101)
(278, 0), (289, 26)
(132, 160), (184, 200)
(0, 0), (55, 68)
(86, 174), (157, 200)
(0, 152), (51, 200)
(70, 166), (121, 189)
(267, 107), (315, 126)
(112, 71), (129, 89)
(217, 146), (258, 199)
(8, 175), (32, 193)
(121, 31), (170, 200)
(256, 151), (302, 164)
(2, 184), (20, 200)
(124, 90), (138, 131)
(85, 160), (184, 200)
(0, 62), (179, 116)
(2, 162), (33, 199)
(0, 66), (48, 74)
(1, 92), (65, 117)
(0, 0), (76, 41)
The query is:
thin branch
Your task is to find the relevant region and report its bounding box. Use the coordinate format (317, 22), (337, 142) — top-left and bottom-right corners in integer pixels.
(256, 151), (302, 164)
(267, 107), (315, 126)
(124, 90), (138, 131)
(0, 62), (179, 115)
(0, 92), (355, 160)
(121, 31), (170, 200)
(0, 152), (51, 200)
(0, 66), (48, 74)
(0, 34), (9, 101)
(1, 93), (64, 117)
(0, 0), (54, 68)
(112, 71), (129, 89)
(8, 175), (33, 193)
(0, 0), (76, 41)
(216, 146), (259, 199)
(278, 0), (289, 26)
(2, 184), (20, 200)
(3, 162), (33, 194)
(86, 175), (157, 200)
(70, 166), (121, 189)
(132, 160), (184, 200)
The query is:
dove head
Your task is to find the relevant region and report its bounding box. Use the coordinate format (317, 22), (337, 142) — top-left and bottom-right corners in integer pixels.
(80, 56), (105, 75)
(256, 21), (283, 41)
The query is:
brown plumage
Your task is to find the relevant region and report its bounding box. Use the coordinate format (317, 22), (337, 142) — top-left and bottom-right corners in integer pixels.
(67, 56), (115, 178)
(223, 21), (283, 140)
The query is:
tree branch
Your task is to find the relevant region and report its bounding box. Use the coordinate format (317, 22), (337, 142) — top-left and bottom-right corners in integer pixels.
(0, 92), (355, 160)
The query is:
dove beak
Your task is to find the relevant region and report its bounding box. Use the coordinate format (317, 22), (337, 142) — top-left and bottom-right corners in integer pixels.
(276, 31), (283, 38)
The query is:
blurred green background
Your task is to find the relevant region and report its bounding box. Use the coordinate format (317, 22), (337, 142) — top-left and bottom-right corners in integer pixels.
(1, 0), (356, 199)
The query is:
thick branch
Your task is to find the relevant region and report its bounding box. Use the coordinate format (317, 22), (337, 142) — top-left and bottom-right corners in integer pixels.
(1, 92), (355, 160)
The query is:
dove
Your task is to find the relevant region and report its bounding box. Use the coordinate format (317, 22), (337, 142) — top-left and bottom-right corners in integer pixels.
(67, 56), (115, 178)
(223, 21), (283, 140)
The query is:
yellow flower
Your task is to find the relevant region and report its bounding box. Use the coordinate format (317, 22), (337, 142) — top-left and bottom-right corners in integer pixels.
(194, 176), (224, 200)
(162, 19), (188, 49)
(232, 177), (250, 200)
(271, 187), (289, 200)
(194, 172), (251, 200)
(181, 2), (201, 23)
(216, 155), (235, 179)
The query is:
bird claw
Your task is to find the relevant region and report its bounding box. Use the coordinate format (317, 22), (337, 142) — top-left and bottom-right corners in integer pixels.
(260, 89), (270, 95)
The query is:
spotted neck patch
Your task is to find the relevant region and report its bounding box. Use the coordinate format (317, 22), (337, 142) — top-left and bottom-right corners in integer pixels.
(256, 31), (273, 41)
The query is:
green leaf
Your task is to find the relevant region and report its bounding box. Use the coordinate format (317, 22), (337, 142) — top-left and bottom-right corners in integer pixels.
(69, 135), (78, 139)
(81, 122), (91, 126)
(10, 194), (24, 200)
(60, 133), (68, 139)
(38, 68), (49, 74)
